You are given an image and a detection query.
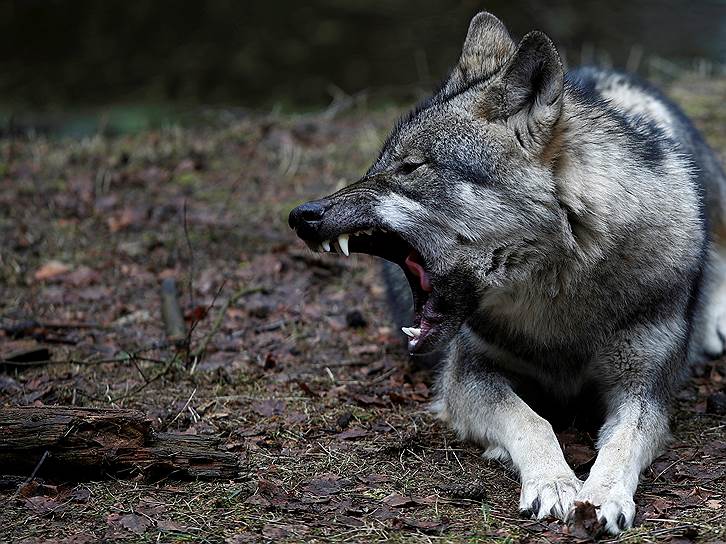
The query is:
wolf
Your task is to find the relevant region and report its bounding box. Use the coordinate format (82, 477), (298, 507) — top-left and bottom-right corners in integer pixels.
(288, 12), (726, 534)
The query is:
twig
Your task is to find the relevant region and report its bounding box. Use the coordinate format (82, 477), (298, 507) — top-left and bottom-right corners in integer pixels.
(167, 388), (197, 428)
(131, 357), (150, 383)
(11, 450), (50, 499)
(104, 355), (179, 403)
(184, 280), (227, 367)
(182, 199), (195, 311)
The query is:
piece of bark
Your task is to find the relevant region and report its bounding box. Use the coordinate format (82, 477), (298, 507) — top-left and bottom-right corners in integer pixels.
(0, 407), (239, 481)
(160, 277), (187, 344)
(1, 346), (52, 370)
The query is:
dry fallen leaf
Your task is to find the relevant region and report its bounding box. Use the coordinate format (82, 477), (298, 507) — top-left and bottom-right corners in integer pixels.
(63, 265), (100, 286)
(336, 428), (368, 440)
(382, 494), (424, 508)
(24, 495), (65, 515)
(34, 260), (71, 281)
(252, 399), (286, 417)
(117, 513), (151, 535)
(304, 474), (343, 496)
(567, 501), (604, 539)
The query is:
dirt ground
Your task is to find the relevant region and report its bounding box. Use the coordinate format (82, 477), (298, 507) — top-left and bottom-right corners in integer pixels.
(1, 76), (725, 543)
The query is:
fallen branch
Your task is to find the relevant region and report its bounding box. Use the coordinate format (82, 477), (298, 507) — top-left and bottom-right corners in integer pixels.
(1, 320), (109, 339)
(0, 406), (239, 481)
(1, 346), (51, 364)
(160, 277), (187, 345)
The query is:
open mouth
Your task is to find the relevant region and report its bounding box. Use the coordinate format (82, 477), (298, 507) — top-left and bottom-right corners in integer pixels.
(308, 228), (440, 353)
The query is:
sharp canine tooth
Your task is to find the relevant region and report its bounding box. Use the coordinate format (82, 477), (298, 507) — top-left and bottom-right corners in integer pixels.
(322, 240), (331, 252)
(409, 327), (421, 336)
(338, 234), (349, 256)
(402, 327), (414, 337)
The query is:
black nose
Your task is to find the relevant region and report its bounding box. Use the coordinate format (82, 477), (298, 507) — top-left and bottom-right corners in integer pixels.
(288, 200), (327, 232)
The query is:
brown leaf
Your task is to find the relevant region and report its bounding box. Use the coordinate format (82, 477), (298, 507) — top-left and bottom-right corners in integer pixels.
(157, 519), (188, 532)
(651, 497), (673, 514)
(401, 518), (448, 534)
(117, 513), (151, 534)
(244, 494), (271, 507)
(304, 474), (342, 496)
(284, 411), (307, 425)
(665, 526), (699, 543)
(252, 399), (286, 417)
(187, 305), (209, 322)
(352, 393), (386, 407)
(255, 479), (292, 507)
(63, 266), (100, 286)
(262, 523), (306, 539)
(337, 411), (353, 429)
(568, 501), (604, 539)
(297, 380), (318, 397)
(34, 260), (71, 281)
(69, 486), (92, 503)
(335, 515), (366, 528)
(336, 428), (368, 440)
(78, 286), (110, 300)
(24, 495), (65, 515)
(383, 494), (424, 508)
(57, 534), (97, 544)
(563, 443), (596, 468)
(16, 479), (57, 498)
(136, 498), (165, 516)
(349, 344), (380, 356)
(360, 473), (390, 486)
(107, 206), (146, 232)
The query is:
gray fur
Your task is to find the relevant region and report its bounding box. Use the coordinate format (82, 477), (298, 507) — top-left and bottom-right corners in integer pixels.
(289, 12), (726, 535)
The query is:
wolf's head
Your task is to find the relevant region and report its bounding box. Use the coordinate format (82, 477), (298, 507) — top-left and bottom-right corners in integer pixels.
(289, 12), (569, 354)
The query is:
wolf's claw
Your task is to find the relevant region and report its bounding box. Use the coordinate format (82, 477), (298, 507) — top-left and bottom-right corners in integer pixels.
(571, 483), (636, 534)
(519, 474), (582, 520)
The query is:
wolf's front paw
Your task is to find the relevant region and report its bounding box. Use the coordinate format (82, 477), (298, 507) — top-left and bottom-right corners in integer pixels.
(519, 473), (583, 520)
(571, 482), (635, 534)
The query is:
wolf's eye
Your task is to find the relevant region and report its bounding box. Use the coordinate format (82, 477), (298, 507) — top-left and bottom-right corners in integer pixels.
(399, 160), (426, 175)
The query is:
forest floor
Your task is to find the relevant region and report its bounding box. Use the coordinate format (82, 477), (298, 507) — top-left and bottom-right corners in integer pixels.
(1, 75), (725, 543)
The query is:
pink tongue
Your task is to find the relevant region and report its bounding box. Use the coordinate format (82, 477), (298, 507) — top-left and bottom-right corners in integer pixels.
(405, 251), (432, 292)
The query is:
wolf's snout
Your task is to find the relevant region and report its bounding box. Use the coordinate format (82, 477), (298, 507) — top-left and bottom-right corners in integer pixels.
(288, 199), (329, 238)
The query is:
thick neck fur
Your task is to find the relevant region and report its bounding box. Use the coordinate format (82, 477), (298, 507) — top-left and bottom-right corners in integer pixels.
(475, 83), (703, 346)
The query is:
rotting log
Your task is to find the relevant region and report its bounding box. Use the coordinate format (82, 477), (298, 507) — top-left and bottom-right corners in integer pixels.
(0, 406), (239, 481)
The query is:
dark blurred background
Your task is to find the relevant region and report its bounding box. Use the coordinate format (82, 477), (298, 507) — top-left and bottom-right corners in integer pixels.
(1, 0), (724, 133)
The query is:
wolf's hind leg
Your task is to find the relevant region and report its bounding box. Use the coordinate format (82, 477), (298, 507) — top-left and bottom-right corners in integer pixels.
(436, 344), (581, 520)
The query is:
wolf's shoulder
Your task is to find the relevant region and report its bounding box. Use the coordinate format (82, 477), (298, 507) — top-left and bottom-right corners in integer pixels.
(565, 66), (696, 147)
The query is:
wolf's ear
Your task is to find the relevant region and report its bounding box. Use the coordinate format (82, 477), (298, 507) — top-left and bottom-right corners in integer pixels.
(444, 12), (516, 93)
(484, 31), (564, 150)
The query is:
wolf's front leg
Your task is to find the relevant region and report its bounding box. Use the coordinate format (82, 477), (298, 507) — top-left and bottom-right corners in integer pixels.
(435, 340), (581, 520)
(573, 324), (677, 534)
